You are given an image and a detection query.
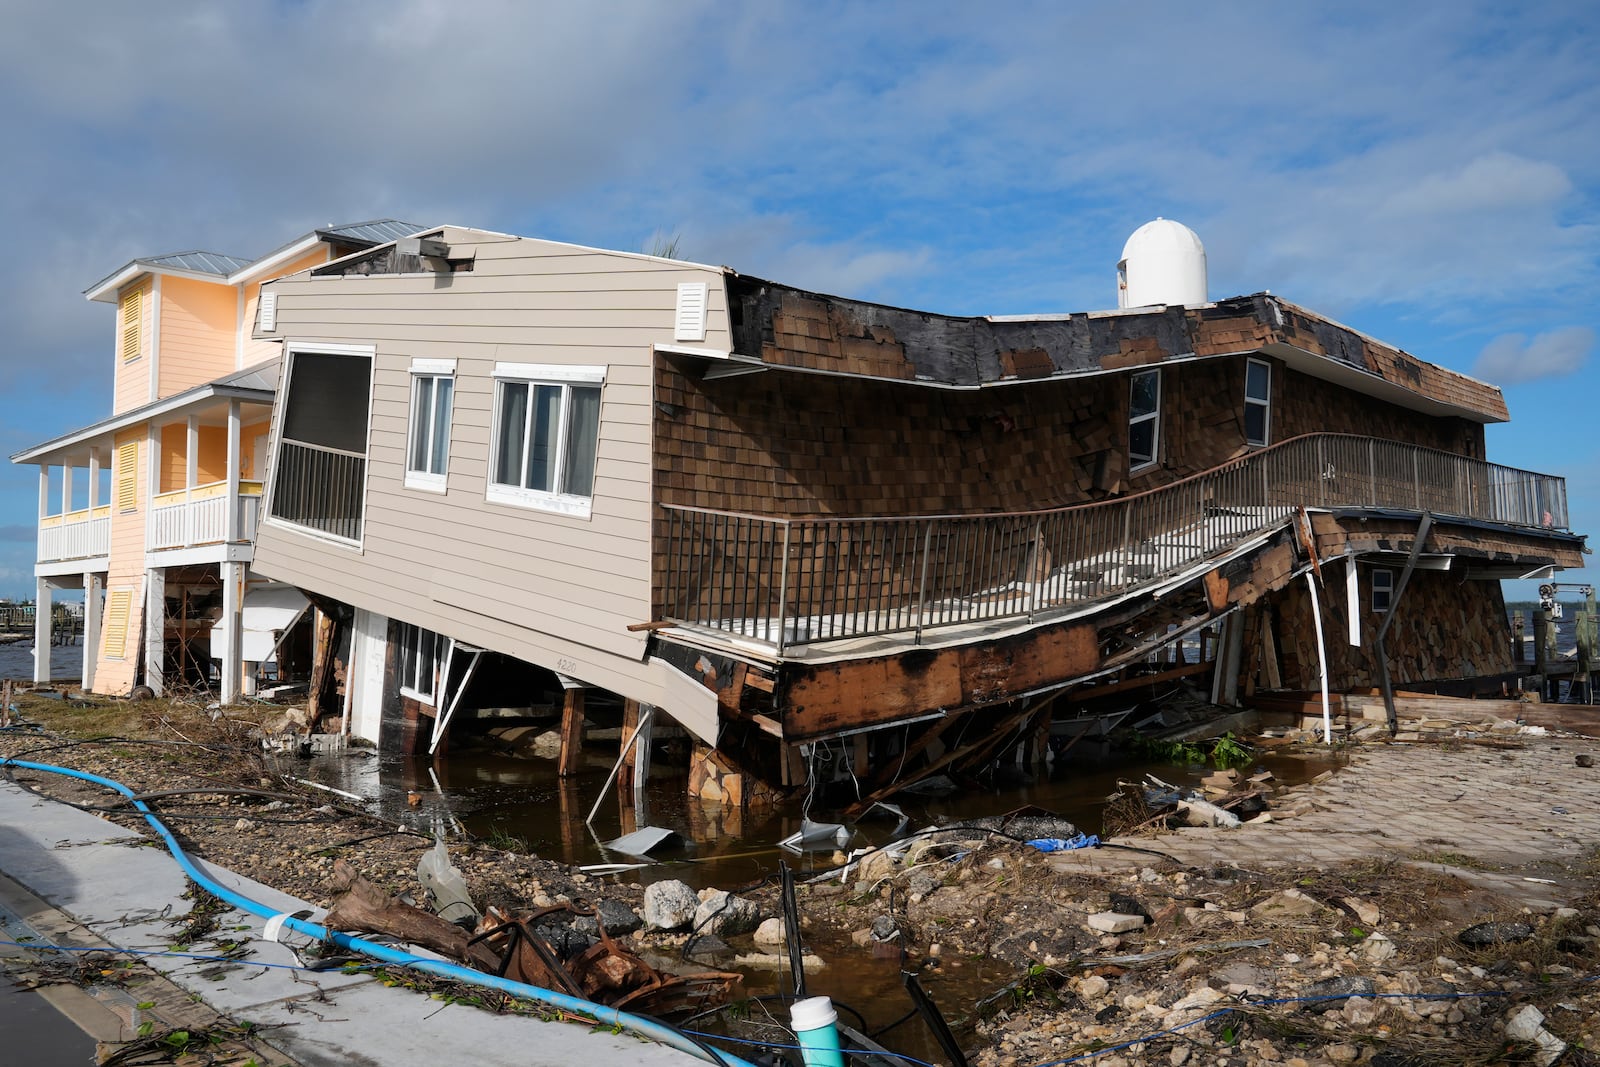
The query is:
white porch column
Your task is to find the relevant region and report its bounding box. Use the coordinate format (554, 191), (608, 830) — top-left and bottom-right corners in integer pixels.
(61, 465), (73, 517)
(220, 561), (244, 704)
(225, 400), (241, 542)
(185, 415), (199, 547)
(32, 578), (53, 684)
(82, 572), (103, 691)
(144, 567), (165, 697)
(88, 450), (101, 509)
(37, 465), (48, 561)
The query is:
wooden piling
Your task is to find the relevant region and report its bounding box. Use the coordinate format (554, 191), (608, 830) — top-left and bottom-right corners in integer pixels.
(557, 687), (586, 778)
(617, 699), (640, 805)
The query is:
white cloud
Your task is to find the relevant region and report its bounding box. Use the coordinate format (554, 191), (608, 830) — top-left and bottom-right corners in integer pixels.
(1472, 327), (1594, 385)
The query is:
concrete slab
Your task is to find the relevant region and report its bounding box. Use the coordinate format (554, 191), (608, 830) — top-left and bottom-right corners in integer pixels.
(0, 779), (703, 1066)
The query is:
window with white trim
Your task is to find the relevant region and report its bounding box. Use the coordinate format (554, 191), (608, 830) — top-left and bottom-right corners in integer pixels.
(398, 623), (441, 703)
(1244, 358), (1272, 447)
(405, 359), (455, 492)
(1128, 368), (1161, 470)
(1370, 568), (1394, 614)
(487, 363), (604, 517)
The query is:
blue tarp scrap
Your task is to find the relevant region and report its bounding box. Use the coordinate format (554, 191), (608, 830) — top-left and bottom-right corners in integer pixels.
(1025, 833), (1100, 852)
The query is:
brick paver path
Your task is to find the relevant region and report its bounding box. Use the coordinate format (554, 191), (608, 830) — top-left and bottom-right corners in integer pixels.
(1053, 735), (1600, 896)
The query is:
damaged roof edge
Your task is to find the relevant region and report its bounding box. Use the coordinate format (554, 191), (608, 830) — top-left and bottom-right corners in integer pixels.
(723, 277), (1504, 422)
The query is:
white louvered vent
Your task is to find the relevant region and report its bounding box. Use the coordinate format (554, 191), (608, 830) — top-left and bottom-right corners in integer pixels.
(257, 291), (278, 332)
(674, 282), (708, 342)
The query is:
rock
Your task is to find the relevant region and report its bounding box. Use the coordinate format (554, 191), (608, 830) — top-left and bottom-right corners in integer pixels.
(1342, 897), (1382, 928)
(1344, 997), (1384, 1027)
(693, 891), (762, 937)
(530, 730), (563, 759)
(1457, 921), (1534, 946)
(1361, 931), (1397, 962)
(1169, 1047), (1190, 1066)
(1577, 753), (1594, 768)
(1212, 962), (1266, 995)
(850, 928), (873, 947)
(870, 914), (899, 942)
(753, 917), (787, 946)
(1299, 976), (1376, 1013)
(1109, 892), (1151, 921)
(234, 818), (255, 831)
(1250, 888), (1326, 920)
(906, 869), (939, 901)
(1077, 975), (1110, 999)
(1088, 912), (1146, 934)
(855, 848), (900, 884)
(642, 879), (700, 931)
(1168, 985), (1225, 1013)
(732, 951), (826, 971)
(1325, 1043), (1359, 1063)
(573, 898), (642, 936)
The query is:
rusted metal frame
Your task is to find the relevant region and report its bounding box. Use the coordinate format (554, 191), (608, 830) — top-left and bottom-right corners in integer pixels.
(1374, 512), (1433, 735)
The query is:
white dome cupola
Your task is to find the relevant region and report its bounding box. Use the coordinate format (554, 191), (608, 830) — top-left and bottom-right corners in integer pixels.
(1116, 218), (1207, 308)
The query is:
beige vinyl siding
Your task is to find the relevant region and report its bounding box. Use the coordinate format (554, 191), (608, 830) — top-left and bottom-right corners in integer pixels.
(158, 276), (236, 398)
(251, 231), (732, 715)
(95, 427), (149, 694)
(113, 280), (154, 415)
(240, 250), (327, 367)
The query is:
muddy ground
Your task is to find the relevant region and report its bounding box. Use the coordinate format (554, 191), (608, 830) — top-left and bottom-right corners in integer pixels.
(2, 692), (1598, 1067)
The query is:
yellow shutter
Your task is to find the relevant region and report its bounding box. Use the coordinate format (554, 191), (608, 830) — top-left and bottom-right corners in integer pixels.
(102, 590), (132, 659)
(120, 287), (143, 362)
(115, 442), (138, 511)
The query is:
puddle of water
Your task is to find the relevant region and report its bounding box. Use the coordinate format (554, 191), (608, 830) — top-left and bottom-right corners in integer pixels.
(279, 738), (1341, 889)
(0, 984), (99, 1065)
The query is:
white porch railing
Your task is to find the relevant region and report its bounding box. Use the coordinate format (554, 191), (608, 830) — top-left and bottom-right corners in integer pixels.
(38, 510), (111, 563)
(148, 482), (264, 551)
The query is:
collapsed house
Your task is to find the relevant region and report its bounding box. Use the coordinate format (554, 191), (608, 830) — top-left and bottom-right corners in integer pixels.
(234, 218), (1585, 801)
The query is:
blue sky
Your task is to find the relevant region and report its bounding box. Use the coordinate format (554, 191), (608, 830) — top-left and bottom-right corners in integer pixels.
(1, 1), (1595, 598)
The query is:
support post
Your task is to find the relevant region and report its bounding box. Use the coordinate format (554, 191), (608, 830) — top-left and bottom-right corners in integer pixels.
(225, 400), (241, 542)
(558, 686), (587, 777)
(1375, 513), (1432, 734)
(82, 572), (102, 691)
(88, 451), (100, 511)
(220, 561), (244, 704)
(61, 465), (73, 519)
(185, 415), (199, 547)
(618, 699), (640, 805)
(143, 567), (165, 697)
(1533, 608), (1549, 699)
(32, 577), (53, 684)
(36, 466), (48, 561)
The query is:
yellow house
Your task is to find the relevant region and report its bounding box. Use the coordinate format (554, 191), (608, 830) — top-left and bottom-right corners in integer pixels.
(13, 221), (422, 700)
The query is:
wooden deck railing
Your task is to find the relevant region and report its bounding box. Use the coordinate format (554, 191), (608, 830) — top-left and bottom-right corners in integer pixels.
(659, 433), (1569, 653)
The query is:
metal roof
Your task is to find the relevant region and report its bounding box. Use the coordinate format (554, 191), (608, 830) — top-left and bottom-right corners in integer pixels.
(143, 250), (254, 275)
(315, 219), (422, 245)
(85, 219), (425, 299)
(11, 359), (280, 465)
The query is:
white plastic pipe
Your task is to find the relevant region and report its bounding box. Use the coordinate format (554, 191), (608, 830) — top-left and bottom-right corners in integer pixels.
(1305, 571), (1332, 744)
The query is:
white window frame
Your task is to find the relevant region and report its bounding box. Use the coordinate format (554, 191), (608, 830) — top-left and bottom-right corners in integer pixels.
(398, 622), (441, 704)
(485, 362), (605, 519)
(405, 358), (457, 493)
(1244, 357), (1272, 447)
(1371, 568), (1394, 614)
(1128, 368), (1161, 472)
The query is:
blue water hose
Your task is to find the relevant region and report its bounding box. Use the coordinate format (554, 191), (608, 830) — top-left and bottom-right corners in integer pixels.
(2, 758), (755, 1067)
